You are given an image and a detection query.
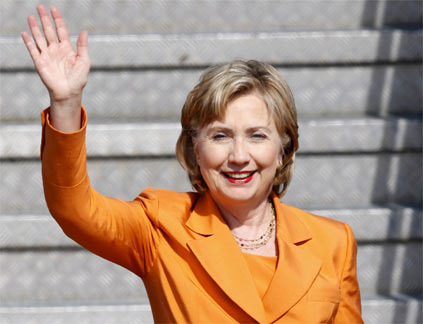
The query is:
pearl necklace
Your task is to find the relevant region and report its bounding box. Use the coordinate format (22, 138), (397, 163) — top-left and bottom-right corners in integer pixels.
(232, 204), (276, 250)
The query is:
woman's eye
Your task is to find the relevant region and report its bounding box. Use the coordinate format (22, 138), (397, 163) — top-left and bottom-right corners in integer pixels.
(211, 133), (227, 141)
(251, 133), (266, 140)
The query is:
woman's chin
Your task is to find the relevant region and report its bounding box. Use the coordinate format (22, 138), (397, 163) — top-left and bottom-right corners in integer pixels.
(214, 187), (262, 204)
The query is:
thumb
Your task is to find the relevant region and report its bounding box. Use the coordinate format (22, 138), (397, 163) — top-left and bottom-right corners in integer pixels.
(76, 31), (89, 59)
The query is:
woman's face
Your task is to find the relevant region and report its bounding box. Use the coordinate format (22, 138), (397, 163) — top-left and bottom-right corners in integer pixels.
(195, 92), (283, 207)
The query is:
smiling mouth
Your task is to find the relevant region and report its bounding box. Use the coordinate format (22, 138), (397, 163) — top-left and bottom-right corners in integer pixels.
(223, 171), (255, 180)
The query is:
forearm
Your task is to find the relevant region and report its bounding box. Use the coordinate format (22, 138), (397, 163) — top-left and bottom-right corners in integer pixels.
(41, 105), (95, 237)
(41, 106), (86, 186)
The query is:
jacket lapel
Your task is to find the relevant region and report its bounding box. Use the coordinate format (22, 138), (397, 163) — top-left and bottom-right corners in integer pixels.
(186, 193), (267, 323)
(185, 193), (322, 323)
(262, 196), (322, 322)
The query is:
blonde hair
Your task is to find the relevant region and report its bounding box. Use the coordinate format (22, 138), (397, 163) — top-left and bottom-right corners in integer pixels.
(176, 60), (298, 197)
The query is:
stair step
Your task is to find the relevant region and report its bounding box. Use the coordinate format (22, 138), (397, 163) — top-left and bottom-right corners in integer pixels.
(1, 153), (421, 213)
(0, 243), (421, 303)
(1, 64), (421, 122)
(2, 29), (422, 69)
(1, 206), (421, 248)
(362, 294), (423, 324)
(0, 303), (154, 324)
(1, 117), (421, 158)
(2, 0), (422, 35)
(313, 206), (422, 242)
(0, 295), (422, 324)
(357, 243), (422, 296)
(0, 249), (146, 305)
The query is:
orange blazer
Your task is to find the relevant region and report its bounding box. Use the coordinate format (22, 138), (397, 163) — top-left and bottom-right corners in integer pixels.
(41, 108), (363, 323)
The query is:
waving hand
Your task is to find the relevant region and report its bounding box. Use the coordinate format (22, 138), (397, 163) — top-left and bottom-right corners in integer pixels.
(22, 5), (90, 132)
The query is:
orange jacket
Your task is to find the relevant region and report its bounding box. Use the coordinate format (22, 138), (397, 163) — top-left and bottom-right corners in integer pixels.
(41, 108), (363, 323)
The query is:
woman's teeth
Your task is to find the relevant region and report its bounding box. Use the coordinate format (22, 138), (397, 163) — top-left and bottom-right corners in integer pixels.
(225, 172), (254, 179)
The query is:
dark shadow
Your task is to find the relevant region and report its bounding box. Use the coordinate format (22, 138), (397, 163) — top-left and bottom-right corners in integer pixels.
(362, 0), (423, 323)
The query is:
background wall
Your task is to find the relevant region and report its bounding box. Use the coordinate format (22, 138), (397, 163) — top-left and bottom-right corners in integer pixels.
(1, 1), (422, 323)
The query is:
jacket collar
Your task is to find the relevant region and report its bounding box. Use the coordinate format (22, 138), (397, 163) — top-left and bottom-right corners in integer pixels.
(271, 193), (312, 244)
(186, 192), (312, 242)
(185, 190), (226, 235)
(186, 192), (321, 323)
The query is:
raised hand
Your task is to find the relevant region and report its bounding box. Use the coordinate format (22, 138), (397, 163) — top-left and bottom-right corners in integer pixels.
(22, 5), (91, 132)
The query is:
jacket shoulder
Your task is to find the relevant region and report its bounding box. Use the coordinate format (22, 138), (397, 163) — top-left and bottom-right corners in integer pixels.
(282, 203), (347, 235)
(280, 203), (355, 255)
(280, 203), (357, 274)
(138, 187), (199, 222)
(141, 187), (197, 201)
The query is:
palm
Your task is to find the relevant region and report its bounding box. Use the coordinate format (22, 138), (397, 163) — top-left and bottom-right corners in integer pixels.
(35, 40), (88, 100)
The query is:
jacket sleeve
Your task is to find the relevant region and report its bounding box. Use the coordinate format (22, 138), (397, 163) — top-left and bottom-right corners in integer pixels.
(334, 223), (364, 323)
(41, 107), (159, 278)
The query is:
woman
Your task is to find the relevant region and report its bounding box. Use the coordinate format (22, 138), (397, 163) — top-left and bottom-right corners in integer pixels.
(22, 5), (363, 323)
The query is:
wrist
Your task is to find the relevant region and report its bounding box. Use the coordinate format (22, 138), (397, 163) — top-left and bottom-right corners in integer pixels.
(50, 95), (83, 132)
(50, 92), (82, 108)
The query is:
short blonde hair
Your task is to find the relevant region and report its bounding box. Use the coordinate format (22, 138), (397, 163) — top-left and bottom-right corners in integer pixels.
(176, 60), (298, 197)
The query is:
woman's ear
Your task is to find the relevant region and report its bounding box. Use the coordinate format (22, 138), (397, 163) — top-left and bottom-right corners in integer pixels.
(279, 145), (284, 164)
(277, 159), (283, 169)
(193, 141), (200, 164)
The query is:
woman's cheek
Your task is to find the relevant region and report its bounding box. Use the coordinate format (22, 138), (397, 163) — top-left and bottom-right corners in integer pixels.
(249, 144), (279, 167)
(201, 143), (229, 166)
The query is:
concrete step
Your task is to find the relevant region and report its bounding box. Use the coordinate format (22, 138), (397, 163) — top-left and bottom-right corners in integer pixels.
(2, 206), (421, 248)
(314, 206), (422, 242)
(2, 0), (422, 35)
(0, 295), (422, 324)
(361, 294), (423, 324)
(0, 303), (154, 324)
(2, 29), (422, 69)
(0, 240), (421, 301)
(0, 249), (147, 306)
(1, 117), (421, 158)
(1, 153), (421, 213)
(2, 64), (421, 122)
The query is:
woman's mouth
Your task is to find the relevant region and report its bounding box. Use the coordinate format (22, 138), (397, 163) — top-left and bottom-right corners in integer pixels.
(223, 171), (255, 184)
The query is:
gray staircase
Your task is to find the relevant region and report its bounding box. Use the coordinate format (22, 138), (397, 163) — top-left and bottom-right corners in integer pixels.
(1, 1), (422, 323)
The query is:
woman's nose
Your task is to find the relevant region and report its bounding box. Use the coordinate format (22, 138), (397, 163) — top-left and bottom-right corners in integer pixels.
(228, 138), (250, 165)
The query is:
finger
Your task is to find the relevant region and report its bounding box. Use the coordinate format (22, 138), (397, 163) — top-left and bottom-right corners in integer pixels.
(51, 6), (69, 42)
(27, 14), (47, 51)
(37, 4), (57, 45)
(76, 31), (89, 59)
(21, 31), (41, 62)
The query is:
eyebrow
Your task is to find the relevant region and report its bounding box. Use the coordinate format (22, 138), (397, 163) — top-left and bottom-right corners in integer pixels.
(205, 125), (272, 134)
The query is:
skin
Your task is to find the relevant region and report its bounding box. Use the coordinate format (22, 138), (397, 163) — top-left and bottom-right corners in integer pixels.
(195, 92), (283, 256)
(21, 5), (90, 132)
